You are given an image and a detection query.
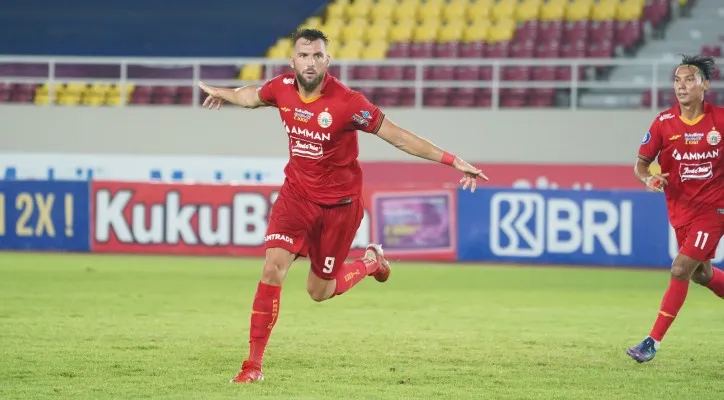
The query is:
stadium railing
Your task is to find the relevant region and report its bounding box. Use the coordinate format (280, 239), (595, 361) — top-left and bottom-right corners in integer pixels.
(1, 55), (722, 111)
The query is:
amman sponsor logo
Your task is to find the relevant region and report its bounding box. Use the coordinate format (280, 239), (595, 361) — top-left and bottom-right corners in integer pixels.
(672, 149), (719, 161)
(284, 122), (331, 141)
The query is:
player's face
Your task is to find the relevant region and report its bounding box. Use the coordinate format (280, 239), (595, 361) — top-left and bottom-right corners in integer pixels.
(291, 38), (330, 92)
(673, 66), (709, 106)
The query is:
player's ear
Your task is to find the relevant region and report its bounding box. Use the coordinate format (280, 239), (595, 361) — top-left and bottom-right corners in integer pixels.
(703, 79), (710, 92)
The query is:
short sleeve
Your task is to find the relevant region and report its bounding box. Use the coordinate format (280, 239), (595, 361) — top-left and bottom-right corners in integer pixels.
(638, 118), (663, 162)
(346, 93), (385, 134)
(258, 77), (279, 107)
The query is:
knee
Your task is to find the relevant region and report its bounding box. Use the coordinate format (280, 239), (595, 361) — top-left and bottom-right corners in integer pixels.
(670, 261), (695, 281)
(307, 288), (328, 302)
(306, 281), (329, 302)
(306, 274), (334, 302)
(262, 255), (291, 286)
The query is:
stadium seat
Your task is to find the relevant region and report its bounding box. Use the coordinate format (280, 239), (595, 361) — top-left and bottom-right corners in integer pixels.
(467, 0), (492, 22)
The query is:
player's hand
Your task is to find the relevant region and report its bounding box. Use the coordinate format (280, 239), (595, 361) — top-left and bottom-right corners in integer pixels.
(198, 81), (224, 110)
(453, 158), (489, 193)
(645, 173), (669, 192)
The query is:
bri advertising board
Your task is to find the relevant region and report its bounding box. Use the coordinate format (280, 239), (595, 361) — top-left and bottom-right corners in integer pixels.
(456, 188), (724, 268)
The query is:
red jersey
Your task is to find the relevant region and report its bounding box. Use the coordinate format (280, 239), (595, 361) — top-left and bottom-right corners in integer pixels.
(638, 102), (724, 227)
(258, 72), (385, 205)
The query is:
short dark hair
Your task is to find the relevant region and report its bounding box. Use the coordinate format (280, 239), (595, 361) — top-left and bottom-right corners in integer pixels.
(679, 54), (717, 81)
(291, 28), (329, 45)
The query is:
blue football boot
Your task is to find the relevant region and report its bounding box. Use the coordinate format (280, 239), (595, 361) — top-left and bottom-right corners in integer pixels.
(626, 336), (658, 363)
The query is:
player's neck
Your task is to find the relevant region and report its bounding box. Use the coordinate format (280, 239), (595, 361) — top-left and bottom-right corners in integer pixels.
(679, 102), (705, 121)
(298, 87), (323, 100)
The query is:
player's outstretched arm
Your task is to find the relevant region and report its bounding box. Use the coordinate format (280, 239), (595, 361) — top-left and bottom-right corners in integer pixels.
(376, 118), (489, 192)
(197, 81), (268, 110)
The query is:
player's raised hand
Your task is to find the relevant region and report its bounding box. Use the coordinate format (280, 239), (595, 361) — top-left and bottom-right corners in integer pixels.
(453, 158), (489, 193)
(645, 173), (669, 192)
(198, 81), (224, 110)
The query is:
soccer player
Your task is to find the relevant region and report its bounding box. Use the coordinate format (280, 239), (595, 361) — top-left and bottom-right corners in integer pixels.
(628, 54), (724, 363)
(197, 29), (488, 382)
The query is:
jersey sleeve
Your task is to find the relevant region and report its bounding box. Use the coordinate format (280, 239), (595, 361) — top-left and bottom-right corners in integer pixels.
(638, 118), (663, 162)
(345, 92), (385, 134)
(257, 77), (279, 107)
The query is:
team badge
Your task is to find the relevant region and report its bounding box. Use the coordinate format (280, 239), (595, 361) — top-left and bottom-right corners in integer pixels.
(641, 132), (651, 144)
(707, 129), (721, 145)
(317, 111), (333, 128)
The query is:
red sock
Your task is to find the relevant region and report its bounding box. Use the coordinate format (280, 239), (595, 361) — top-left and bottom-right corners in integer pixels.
(649, 278), (689, 342)
(247, 281), (281, 367)
(333, 259), (378, 297)
(705, 267), (724, 298)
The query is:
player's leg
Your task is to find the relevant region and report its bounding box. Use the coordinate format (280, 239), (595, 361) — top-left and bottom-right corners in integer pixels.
(305, 199), (390, 302)
(627, 221), (719, 363)
(231, 188), (315, 384)
(691, 260), (724, 298)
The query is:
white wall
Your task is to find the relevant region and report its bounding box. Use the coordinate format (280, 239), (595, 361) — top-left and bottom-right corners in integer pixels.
(0, 105), (658, 164)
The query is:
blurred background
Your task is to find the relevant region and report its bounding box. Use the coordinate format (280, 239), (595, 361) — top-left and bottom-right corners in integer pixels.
(0, 0), (718, 265)
(2, 2), (724, 398)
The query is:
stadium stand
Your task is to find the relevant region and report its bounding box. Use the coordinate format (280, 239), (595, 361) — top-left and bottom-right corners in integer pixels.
(0, 0), (710, 108)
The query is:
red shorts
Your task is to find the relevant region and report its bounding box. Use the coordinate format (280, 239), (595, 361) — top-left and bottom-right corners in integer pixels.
(264, 184), (364, 279)
(675, 214), (724, 262)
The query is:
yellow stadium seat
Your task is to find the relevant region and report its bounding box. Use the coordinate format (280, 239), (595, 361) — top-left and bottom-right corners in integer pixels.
(439, 21), (465, 42)
(341, 20), (367, 42)
(326, 41), (341, 57)
(346, 0), (372, 20)
(82, 83), (110, 106)
(326, 0), (348, 21)
(34, 94), (50, 106)
(540, 0), (566, 21)
(617, 0), (643, 20)
(320, 21), (343, 43)
(492, 0), (516, 21)
(489, 19), (515, 42)
(393, 1), (418, 23)
(361, 41), (389, 60)
(390, 20), (415, 42)
(516, 0), (541, 22)
(366, 20), (392, 42)
(337, 40), (364, 60)
(418, 0), (444, 22)
(239, 64), (262, 81)
(413, 20), (440, 42)
(370, 2), (394, 20)
(592, 0), (617, 21)
(463, 20), (490, 43)
(106, 83), (134, 106)
(442, 2), (467, 24)
(299, 16), (322, 30)
(566, 0), (592, 21)
(467, 0), (493, 22)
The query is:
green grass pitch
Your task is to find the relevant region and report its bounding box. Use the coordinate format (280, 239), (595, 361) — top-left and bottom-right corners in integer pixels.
(1, 252), (724, 400)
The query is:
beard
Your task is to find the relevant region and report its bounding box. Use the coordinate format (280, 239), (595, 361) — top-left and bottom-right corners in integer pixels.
(295, 70), (324, 92)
